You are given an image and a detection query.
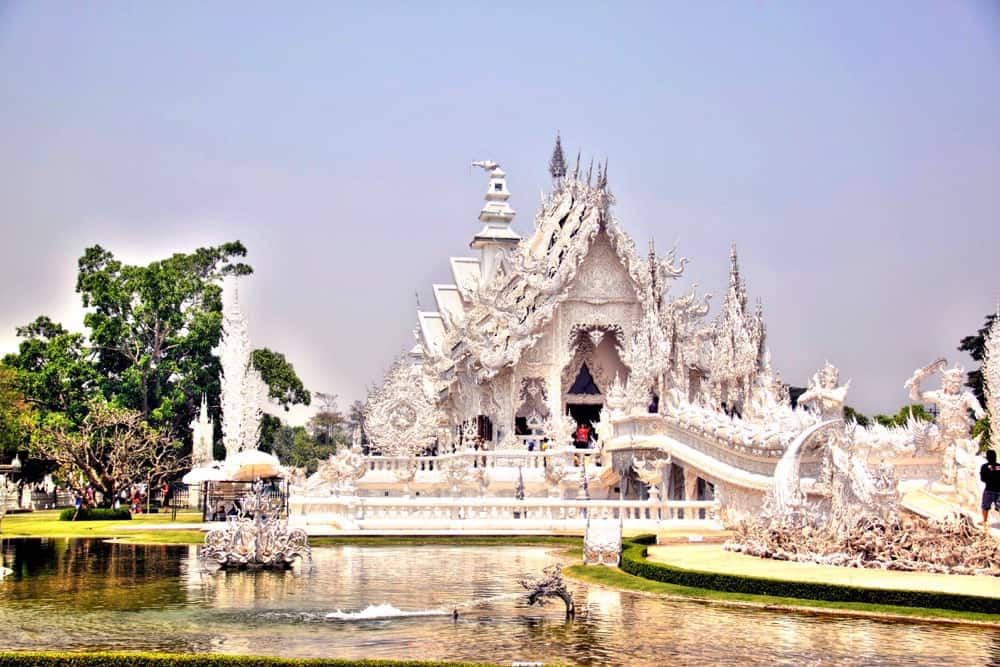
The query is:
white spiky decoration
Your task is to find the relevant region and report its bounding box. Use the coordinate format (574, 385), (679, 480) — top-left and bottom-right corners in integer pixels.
(218, 278), (267, 459)
(985, 307), (1000, 433)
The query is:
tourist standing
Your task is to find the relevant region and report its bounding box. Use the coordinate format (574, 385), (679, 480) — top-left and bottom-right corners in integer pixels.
(981, 450), (1000, 528)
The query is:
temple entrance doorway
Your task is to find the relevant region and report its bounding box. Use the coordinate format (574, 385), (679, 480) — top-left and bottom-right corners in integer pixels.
(566, 403), (601, 427)
(566, 403), (602, 448)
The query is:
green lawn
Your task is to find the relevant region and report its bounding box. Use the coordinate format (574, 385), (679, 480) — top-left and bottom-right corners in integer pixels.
(565, 561), (1000, 625)
(0, 509), (205, 544)
(0, 512), (580, 548)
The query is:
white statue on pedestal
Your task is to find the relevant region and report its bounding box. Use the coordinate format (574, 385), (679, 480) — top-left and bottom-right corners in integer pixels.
(906, 359), (984, 486)
(798, 362), (849, 421)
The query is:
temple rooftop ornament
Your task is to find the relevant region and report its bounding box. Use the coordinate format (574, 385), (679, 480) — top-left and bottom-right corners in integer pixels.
(470, 160), (520, 285)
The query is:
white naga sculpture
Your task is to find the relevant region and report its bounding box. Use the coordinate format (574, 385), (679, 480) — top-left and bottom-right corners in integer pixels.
(798, 362), (849, 421)
(906, 359), (984, 485)
(633, 456), (671, 502)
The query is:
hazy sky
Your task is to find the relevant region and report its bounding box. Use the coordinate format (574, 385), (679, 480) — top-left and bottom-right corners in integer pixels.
(1, 1), (998, 420)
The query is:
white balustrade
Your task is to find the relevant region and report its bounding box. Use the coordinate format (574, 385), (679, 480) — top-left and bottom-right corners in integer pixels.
(289, 494), (720, 531)
(363, 448), (603, 473)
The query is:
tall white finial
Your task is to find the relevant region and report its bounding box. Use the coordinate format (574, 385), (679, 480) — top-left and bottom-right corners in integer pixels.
(217, 277), (267, 459)
(985, 309), (1000, 435)
(470, 159), (520, 283)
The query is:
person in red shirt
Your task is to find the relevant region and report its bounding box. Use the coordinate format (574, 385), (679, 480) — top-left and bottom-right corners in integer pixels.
(574, 423), (590, 449)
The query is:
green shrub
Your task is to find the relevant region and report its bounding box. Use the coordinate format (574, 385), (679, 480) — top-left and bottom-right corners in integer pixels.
(618, 538), (1000, 615)
(0, 652), (494, 667)
(58, 507), (132, 522)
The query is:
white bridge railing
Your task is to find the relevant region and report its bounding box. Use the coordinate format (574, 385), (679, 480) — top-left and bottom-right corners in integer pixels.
(364, 448), (603, 472)
(289, 495), (720, 531)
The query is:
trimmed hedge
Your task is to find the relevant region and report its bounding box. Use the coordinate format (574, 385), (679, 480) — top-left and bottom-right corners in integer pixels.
(0, 653), (495, 667)
(58, 507), (132, 522)
(619, 536), (1000, 615)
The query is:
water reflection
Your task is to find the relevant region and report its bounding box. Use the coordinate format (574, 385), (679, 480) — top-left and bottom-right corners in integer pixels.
(0, 538), (997, 665)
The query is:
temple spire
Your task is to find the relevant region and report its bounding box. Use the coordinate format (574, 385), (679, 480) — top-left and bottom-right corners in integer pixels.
(648, 238), (658, 302)
(548, 133), (567, 180)
(729, 243), (739, 287)
(470, 160), (520, 283)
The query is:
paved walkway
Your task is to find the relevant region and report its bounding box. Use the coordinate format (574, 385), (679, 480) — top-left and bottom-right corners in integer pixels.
(647, 544), (1000, 598)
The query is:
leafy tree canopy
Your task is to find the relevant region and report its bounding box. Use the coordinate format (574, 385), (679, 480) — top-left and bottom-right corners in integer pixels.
(873, 404), (935, 428)
(75, 242), (253, 434)
(0, 363), (36, 462)
(958, 311), (998, 405)
(2, 316), (100, 425)
(346, 398), (368, 446)
(842, 405), (870, 428)
(33, 397), (189, 502)
(252, 348), (311, 410)
(308, 392), (347, 448)
(264, 423), (335, 474)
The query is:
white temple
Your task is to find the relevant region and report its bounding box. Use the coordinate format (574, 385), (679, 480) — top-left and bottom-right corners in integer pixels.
(290, 138), (992, 534)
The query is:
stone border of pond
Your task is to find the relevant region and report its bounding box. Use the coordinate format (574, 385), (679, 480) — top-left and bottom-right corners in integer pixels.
(0, 653), (503, 667)
(561, 535), (1000, 626)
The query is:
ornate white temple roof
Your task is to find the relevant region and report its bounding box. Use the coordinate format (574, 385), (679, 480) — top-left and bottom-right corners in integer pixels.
(448, 257), (481, 300)
(417, 311), (446, 356)
(432, 284), (466, 328)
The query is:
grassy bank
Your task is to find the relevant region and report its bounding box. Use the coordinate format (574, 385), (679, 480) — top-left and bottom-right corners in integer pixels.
(566, 562), (1000, 624)
(0, 512), (579, 548)
(0, 653), (497, 667)
(0, 510), (205, 544)
(560, 537), (1000, 625)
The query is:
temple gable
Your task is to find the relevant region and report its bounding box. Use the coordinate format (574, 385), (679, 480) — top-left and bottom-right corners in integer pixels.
(567, 232), (639, 304)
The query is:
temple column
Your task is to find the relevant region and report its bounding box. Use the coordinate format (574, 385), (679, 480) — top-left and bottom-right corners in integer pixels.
(683, 468), (699, 502)
(683, 467), (700, 519)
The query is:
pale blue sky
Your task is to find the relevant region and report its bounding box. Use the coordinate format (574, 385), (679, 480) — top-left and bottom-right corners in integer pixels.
(1, 1), (998, 417)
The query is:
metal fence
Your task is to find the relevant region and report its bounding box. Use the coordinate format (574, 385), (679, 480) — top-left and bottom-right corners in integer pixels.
(201, 480), (289, 522)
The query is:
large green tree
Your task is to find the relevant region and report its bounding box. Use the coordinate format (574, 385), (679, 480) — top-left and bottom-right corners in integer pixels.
(76, 242), (252, 434)
(34, 397), (188, 501)
(308, 392), (347, 448)
(959, 310), (997, 450)
(251, 348), (311, 410)
(2, 317), (100, 425)
(346, 398), (368, 446)
(266, 423), (333, 474)
(0, 363), (35, 463)
(959, 311), (997, 405)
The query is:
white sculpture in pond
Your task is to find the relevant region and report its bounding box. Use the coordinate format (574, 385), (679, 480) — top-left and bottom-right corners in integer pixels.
(906, 359), (984, 485)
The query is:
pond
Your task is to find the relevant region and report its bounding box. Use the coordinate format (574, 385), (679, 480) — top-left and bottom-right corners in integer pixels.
(0, 538), (998, 666)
